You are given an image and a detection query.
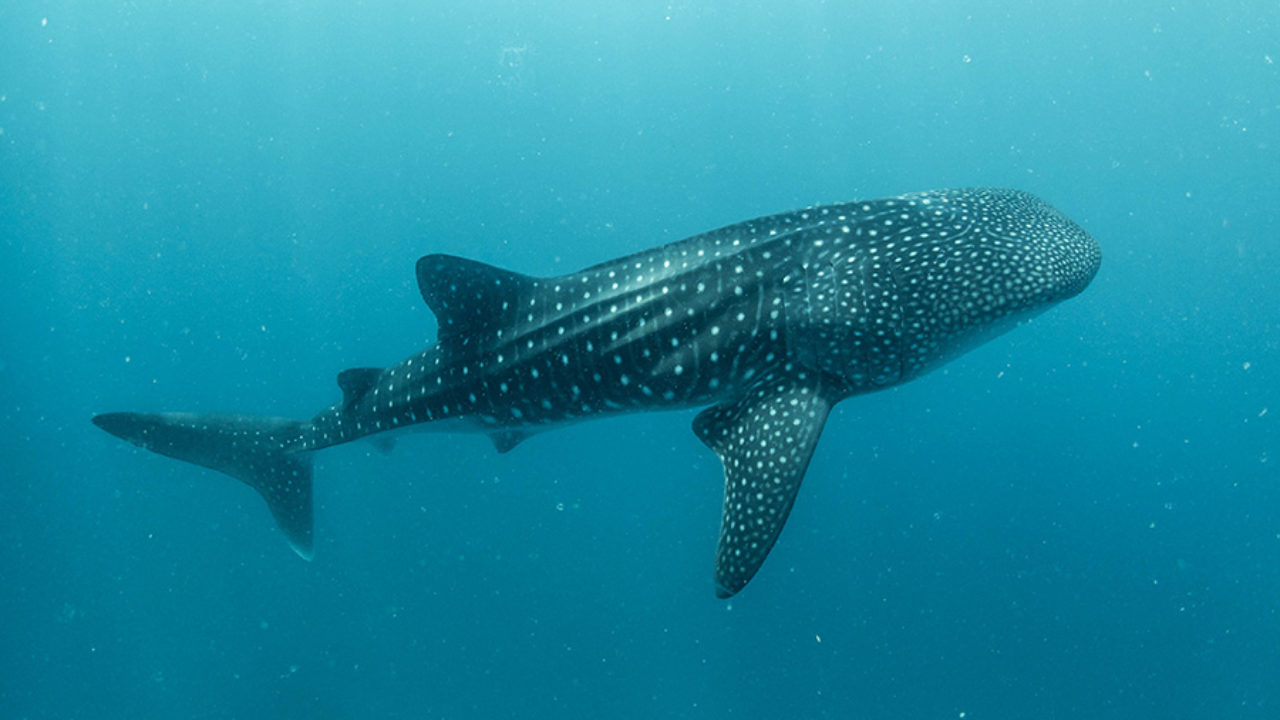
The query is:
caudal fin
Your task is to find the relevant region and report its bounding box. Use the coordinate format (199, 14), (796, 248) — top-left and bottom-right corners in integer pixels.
(92, 412), (315, 559)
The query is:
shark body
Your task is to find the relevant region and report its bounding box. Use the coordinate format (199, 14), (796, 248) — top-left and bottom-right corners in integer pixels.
(93, 188), (1100, 597)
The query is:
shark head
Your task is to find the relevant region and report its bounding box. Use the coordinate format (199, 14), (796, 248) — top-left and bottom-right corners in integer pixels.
(794, 188), (1101, 389)
(891, 188), (1101, 379)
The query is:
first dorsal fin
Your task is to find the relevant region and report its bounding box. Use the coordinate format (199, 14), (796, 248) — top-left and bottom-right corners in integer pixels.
(416, 254), (538, 340)
(337, 367), (382, 410)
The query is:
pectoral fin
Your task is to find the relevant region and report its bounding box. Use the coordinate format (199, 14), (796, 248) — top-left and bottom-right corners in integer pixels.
(693, 373), (834, 598)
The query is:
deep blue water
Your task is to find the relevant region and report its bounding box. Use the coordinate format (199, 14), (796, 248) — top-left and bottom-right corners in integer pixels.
(3, 1), (1278, 718)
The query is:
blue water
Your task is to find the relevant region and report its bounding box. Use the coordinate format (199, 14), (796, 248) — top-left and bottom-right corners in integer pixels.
(3, 1), (1278, 717)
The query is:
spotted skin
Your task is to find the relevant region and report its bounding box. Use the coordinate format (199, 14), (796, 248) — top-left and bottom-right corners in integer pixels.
(694, 373), (833, 597)
(92, 188), (1100, 596)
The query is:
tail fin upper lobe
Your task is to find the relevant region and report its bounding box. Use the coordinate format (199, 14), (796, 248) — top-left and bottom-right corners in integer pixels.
(92, 412), (314, 559)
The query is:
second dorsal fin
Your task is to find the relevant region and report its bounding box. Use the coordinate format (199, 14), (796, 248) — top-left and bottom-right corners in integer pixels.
(415, 254), (538, 340)
(337, 367), (382, 410)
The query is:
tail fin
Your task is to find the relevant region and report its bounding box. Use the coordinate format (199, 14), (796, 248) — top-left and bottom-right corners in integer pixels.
(92, 412), (315, 559)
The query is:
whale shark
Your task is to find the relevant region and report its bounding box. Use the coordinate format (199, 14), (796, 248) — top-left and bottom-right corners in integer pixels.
(92, 188), (1100, 597)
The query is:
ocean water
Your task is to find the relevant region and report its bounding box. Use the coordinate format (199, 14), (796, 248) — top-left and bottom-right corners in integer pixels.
(2, 1), (1277, 718)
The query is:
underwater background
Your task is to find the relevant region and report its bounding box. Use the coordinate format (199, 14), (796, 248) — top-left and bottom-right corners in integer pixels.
(2, 1), (1278, 718)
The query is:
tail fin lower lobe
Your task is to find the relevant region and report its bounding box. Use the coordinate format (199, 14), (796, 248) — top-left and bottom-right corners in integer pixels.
(92, 412), (314, 559)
